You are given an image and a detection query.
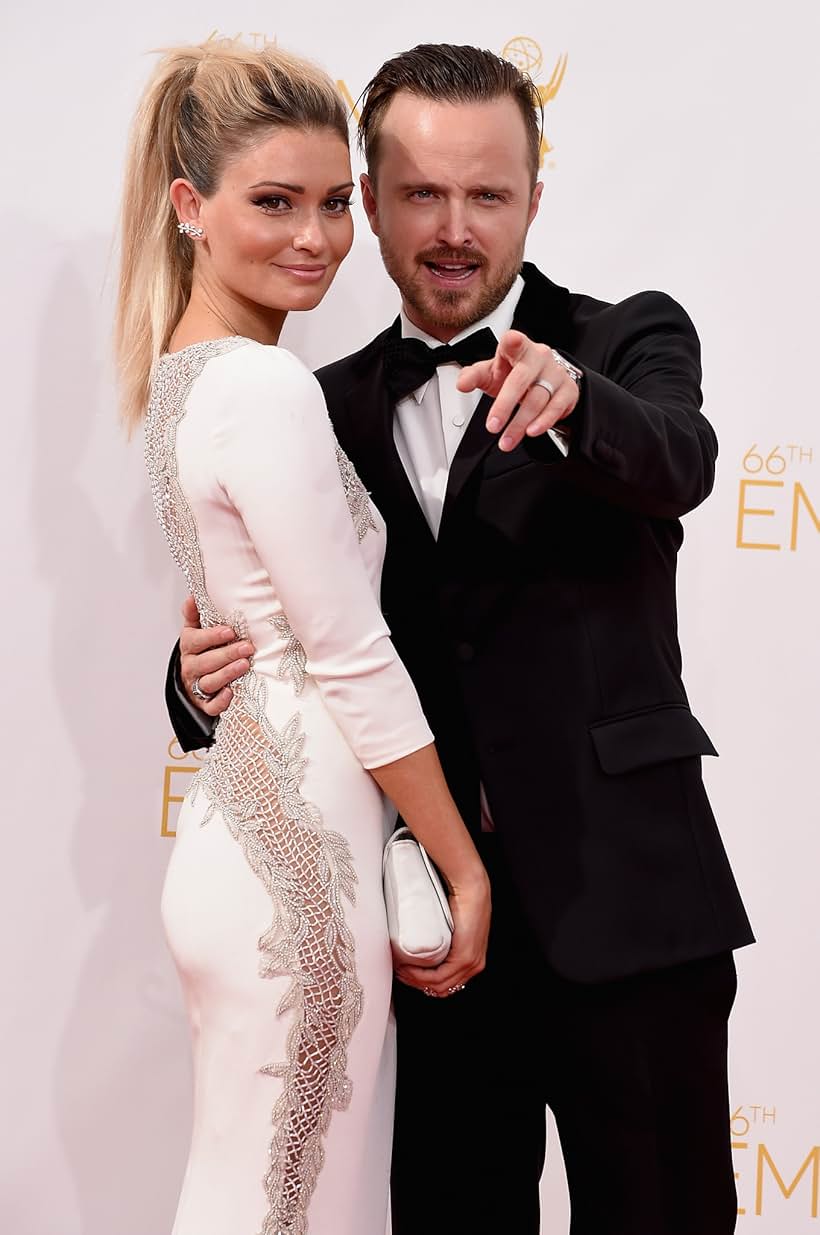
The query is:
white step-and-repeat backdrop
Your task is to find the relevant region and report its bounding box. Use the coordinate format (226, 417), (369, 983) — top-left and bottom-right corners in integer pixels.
(2, 2), (818, 1231)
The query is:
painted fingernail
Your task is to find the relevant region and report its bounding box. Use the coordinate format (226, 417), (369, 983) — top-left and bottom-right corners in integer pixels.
(499, 435), (513, 451)
(487, 417), (501, 432)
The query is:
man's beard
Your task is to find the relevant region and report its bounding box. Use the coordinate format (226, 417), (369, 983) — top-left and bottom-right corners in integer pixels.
(378, 237), (526, 334)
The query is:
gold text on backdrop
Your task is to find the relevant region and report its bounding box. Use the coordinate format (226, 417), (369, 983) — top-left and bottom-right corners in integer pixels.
(735, 445), (817, 551)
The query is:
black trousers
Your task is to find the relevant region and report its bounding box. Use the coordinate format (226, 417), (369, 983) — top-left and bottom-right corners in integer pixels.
(391, 837), (738, 1235)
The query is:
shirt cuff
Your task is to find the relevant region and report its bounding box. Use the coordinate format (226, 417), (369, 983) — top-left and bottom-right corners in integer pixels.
(547, 423), (571, 457)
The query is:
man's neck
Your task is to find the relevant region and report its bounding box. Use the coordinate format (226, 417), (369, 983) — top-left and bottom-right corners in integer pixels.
(399, 302), (463, 344)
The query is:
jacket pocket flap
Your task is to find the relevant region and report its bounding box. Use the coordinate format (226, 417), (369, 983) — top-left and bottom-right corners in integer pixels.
(482, 448), (538, 479)
(589, 704), (718, 775)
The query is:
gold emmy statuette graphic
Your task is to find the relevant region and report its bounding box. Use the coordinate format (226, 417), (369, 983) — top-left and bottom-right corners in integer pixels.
(501, 37), (568, 164)
(735, 444), (817, 551)
(502, 35), (544, 76)
(202, 32), (358, 123)
(336, 79), (361, 123)
(161, 737), (206, 838)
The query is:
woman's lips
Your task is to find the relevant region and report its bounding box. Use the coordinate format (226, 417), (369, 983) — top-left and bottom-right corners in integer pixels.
(276, 264), (328, 282)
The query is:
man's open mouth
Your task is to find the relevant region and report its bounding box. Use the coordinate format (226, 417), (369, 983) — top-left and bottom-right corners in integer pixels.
(423, 260), (482, 283)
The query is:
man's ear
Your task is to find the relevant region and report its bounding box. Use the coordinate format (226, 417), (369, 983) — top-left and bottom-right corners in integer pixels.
(360, 173), (380, 237)
(527, 180), (544, 229)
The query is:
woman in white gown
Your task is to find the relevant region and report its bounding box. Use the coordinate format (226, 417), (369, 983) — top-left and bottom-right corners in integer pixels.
(115, 40), (490, 1235)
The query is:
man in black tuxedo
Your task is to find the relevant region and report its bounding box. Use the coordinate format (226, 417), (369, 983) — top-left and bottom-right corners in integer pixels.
(166, 43), (752, 1235)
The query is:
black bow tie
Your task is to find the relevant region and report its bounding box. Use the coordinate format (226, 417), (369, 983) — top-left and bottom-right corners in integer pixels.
(383, 326), (498, 404)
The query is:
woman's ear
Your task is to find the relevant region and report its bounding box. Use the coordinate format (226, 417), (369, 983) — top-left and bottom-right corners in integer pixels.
(170, 179), (204, 233)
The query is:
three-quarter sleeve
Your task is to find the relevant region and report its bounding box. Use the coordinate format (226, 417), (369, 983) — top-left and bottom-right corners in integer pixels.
(208, 343), (433, 769)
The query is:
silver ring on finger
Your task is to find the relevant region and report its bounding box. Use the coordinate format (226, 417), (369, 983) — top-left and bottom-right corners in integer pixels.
(190, 676), (214, 702)
(530, 377), (555, 399)
(447, 983), (466, 995)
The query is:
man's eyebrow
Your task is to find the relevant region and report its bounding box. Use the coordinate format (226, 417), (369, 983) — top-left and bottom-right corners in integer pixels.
(248, 180), (355, 193)
(395, 181), (512, 193)
(394, 179), (445, 192)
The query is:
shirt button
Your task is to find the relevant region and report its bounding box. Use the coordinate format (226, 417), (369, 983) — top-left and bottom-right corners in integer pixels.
(452, 415), (466, 428)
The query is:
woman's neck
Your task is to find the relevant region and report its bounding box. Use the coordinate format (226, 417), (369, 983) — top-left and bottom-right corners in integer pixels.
(169, 282), (286, 352)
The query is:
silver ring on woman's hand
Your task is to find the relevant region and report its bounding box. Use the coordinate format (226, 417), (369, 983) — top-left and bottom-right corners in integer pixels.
(531, 377), (555, 398)
(191, 676), (214, 702)
(447, 984), (466, 995)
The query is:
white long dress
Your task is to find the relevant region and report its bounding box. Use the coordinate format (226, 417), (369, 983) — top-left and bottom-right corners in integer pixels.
(144, 338), (433, 1235)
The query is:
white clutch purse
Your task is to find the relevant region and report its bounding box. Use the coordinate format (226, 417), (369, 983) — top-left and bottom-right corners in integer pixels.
(383, 827), (454, 967)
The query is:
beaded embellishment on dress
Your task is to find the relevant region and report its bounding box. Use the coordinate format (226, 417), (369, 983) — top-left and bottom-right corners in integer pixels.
(269, 613), (307, 696)
(333, 442), (378, 543)
(145, 340), (364, 1235)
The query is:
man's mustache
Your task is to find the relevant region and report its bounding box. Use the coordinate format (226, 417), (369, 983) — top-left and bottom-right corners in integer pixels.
(416, 248), (488, 267)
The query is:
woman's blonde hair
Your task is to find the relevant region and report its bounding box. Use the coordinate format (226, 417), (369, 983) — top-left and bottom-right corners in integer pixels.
(115, 39), (348, 431)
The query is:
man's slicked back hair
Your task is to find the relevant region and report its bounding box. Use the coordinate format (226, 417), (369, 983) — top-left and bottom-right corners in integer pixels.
(357, 43), (543, 186)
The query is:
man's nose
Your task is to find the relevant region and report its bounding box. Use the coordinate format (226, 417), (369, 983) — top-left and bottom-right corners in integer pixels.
(436, 200), (473, 250)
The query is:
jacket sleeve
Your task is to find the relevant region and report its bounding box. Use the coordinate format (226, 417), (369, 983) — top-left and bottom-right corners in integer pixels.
(527, 291), (717, 519)
(210, 344), (434, 769)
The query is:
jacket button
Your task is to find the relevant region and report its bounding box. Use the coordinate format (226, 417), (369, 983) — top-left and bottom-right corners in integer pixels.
(455, 641), (474, 662)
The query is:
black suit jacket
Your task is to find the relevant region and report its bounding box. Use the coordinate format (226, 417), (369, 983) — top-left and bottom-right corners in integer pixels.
(167, 262), (753, 982)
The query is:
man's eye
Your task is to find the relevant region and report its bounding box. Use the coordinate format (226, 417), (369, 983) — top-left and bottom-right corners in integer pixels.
(410, 190), (434, 200)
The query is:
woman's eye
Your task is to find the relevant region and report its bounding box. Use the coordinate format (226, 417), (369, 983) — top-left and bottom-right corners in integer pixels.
(255, 196), (290, 213)
(324, 197), (353, 215)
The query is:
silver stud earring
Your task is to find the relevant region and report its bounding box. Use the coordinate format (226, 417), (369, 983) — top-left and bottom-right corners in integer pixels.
(177, 221), (205, 238)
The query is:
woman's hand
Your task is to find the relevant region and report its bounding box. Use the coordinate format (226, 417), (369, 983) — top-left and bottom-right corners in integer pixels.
(370, 750), (492, 997)
(395, 869), (491, 998)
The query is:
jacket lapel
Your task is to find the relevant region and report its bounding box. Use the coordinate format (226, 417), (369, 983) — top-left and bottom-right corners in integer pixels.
(439, 264), (574, 527)
(341, 321), (436, 551)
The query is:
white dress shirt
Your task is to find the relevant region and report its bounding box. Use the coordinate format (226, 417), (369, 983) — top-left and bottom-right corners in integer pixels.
(393, 275), (569, 539)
